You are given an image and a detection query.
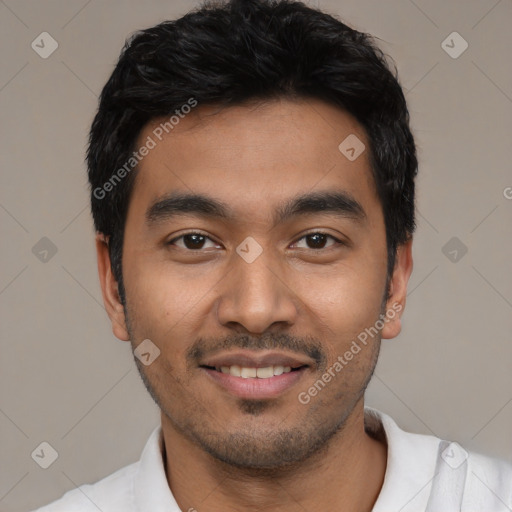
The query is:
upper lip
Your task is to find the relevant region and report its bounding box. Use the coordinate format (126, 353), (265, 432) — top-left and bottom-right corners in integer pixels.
(200, 350), (312, 369)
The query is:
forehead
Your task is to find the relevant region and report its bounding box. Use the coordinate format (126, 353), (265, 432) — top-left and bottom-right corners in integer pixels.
(129, 98), (378, 224)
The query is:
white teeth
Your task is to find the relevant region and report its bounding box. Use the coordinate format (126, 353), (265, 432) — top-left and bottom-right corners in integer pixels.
(241, 367), (257, 378)
(256, 366), (274, 378)
(230, 365), (241, 377)
(213, 364), (299, 378)
(273, 365), (284, 376)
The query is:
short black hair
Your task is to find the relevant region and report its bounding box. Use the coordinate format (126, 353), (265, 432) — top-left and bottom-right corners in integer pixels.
(87, 0), (417, 304)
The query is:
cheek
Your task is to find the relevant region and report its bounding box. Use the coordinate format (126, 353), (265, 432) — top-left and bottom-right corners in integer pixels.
(126, 250), (200, 311)
(300, 253), (386, 353)
(123, 255), (220, 358)
(309, 251), (386, 308)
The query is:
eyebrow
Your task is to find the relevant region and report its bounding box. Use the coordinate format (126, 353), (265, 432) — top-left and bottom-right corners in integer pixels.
(145, 190), (366, 228)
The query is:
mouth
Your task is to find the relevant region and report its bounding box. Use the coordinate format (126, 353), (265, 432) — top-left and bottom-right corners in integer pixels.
(201, 364), (306, 378)
(199, 351), (312, 399)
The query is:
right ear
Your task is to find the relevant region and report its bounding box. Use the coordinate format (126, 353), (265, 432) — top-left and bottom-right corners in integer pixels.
(95, 233), (130, 341)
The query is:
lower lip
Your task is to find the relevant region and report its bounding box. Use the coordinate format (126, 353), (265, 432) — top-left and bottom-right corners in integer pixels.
(202, 367), (308, 399)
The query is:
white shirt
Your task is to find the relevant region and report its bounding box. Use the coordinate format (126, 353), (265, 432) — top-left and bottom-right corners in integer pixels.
(32, 407), (512, 511)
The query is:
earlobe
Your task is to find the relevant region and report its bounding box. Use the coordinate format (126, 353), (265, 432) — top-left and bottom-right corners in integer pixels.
(381, 238), (413, 340)
(95, 233), (130, 342)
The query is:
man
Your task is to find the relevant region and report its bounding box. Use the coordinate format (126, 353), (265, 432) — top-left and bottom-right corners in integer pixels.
(33, 0), (512, 510)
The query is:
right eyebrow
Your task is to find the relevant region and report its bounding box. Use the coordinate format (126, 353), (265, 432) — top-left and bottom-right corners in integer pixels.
(146, 192), (234, 226)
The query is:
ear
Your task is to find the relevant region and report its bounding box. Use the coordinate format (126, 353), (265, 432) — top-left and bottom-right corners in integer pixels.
(95, 233), (130, 342)
(381, 238), (413, 340)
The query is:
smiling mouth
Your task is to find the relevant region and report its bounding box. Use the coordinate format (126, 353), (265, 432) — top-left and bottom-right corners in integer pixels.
(198, 350), (313, 399)
(200, 364), (308, 379)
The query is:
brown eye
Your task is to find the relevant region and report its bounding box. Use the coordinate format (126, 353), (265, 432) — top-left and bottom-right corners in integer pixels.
(293, 232), (341, 250)
(168, 232), (219, 250)
(182, 234), (206, 249)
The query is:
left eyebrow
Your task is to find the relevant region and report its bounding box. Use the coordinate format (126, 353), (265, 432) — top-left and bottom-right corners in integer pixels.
(145, 190), (367, 227)
(272, 190), (366, 227)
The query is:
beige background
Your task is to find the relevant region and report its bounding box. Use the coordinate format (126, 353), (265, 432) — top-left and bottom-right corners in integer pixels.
(1, 0), (511, 510)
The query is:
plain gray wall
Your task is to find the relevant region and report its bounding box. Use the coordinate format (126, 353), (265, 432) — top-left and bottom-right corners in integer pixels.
(1, 1), (511, 510)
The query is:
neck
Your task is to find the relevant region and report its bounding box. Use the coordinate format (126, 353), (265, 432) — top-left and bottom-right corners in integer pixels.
(161, 401), (387, 512)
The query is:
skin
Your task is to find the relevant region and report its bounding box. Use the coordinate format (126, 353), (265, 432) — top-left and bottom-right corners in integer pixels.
(96, 98), (413, 512)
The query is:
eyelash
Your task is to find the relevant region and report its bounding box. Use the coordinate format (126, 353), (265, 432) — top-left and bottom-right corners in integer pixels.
(167, 230), (345, 251)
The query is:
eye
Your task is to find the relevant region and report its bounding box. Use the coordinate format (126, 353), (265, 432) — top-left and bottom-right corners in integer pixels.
(292, 232), (343, 250)
(167, 231), (344, 252)
(167, 232), (220, 250)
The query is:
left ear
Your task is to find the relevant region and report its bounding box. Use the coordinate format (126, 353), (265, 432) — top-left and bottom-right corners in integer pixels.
(381, 238), (413, 340)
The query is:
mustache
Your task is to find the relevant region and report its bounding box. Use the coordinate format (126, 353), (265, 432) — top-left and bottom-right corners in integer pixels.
(187, 332), (327, 368)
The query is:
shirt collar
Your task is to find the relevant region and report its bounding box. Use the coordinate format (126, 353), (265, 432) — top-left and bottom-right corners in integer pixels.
(134, 426), (182, 511)
(367, 407), (440, 512)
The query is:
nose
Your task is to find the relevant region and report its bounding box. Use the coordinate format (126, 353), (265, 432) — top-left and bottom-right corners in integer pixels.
(215, 246), (300, 334)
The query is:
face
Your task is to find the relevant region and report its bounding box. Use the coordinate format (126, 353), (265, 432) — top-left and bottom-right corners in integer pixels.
(98, 98), (412, 469)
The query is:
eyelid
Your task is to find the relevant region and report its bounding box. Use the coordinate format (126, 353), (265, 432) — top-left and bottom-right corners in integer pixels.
(291, 231), (345, 249)
(167, 230), (221, 247)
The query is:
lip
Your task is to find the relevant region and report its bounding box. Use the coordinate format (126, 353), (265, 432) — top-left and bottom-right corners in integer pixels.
(199, 350), (313, 369)
(199, 350), (313, 400)
(202, 366), (309, 400)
